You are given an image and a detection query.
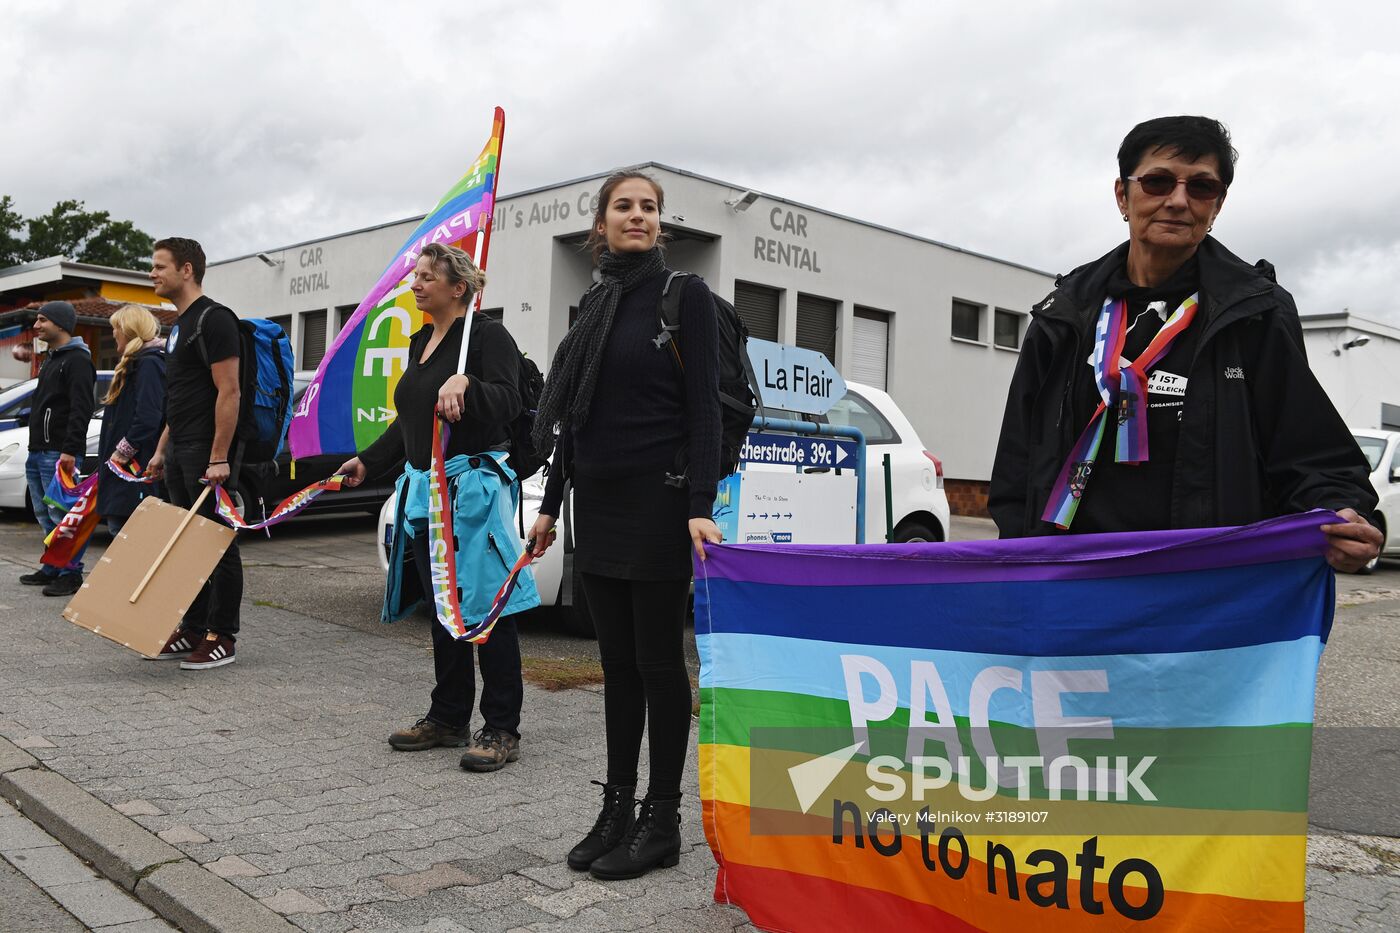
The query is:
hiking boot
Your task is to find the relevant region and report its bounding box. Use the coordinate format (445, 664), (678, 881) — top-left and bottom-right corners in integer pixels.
(589, 795), (682, 881)
(147, 628), (198, 661)
(567, 781), (635, 871)
(388, 717), (468, 751)
(458, 727), (520, 772)
(42, 572), (83, 597)
(20, 568), (57, 586)
(180, 633), (236, 670)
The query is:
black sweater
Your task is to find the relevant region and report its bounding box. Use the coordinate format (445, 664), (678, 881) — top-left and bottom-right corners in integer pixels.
(542, 271), (722, 519)
(359, 315), (521, 475)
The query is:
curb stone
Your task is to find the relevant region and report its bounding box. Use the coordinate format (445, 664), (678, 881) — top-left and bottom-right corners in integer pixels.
(0, 736), (297, 932)
(140, 861), (298, 933)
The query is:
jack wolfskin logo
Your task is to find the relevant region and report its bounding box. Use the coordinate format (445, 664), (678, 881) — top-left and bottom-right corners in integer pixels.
(1224, 366), (1245, 380)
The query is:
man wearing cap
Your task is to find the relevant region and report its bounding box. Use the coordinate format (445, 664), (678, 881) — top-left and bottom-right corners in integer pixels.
(20, 301), (97, 596)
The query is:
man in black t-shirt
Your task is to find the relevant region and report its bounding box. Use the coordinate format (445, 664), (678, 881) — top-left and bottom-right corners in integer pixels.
(144, 237), (245, 670)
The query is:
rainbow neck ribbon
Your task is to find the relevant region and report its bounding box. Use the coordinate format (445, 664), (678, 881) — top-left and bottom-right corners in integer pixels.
(425, 416), (533, 644)
(1041, 292), (1199, 530)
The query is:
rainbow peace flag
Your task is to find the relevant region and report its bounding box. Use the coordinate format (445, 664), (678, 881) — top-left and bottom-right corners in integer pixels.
(696, 512), (1335, 932)
(288, 107), (505, 459)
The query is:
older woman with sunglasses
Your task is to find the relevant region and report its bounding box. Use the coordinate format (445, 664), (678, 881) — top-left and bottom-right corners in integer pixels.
(990, 115), (1381, 571)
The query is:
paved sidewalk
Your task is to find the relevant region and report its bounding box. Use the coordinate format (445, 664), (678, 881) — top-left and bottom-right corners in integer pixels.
(0, 565), (752, 932)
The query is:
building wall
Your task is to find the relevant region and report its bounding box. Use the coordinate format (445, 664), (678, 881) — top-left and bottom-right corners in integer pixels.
(1301, 316), (1400, 431)
(204, 165), (1056, 485)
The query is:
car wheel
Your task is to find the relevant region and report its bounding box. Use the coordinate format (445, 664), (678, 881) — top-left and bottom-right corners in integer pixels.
(558, 574), (596, 638)
(892, 519), (941, 544)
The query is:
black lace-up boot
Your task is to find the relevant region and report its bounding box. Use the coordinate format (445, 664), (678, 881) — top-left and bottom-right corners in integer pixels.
(567, 781), (636, 871)
(589, 793), (682, 881)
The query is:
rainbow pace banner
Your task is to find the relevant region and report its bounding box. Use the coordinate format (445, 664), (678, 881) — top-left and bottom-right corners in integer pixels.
(288, 107), (505, 459)
(695, 512), (1337, 932)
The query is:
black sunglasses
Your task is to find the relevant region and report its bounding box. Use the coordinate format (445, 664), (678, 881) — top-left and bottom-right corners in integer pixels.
(1126, 174), (1227, 201)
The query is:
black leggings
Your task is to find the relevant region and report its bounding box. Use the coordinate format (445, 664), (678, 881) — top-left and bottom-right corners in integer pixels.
(581, 574), (691, 798)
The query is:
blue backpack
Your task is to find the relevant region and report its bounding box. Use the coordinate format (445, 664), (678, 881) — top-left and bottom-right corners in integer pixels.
(194, 306), (295, 464)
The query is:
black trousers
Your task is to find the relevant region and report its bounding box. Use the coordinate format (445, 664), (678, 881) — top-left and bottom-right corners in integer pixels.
(409, 528), (523, 736)
(164, 444), (242, 639)
(581, 573), (691, 798)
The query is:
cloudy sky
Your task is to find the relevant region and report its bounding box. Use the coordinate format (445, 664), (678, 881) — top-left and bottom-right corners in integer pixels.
(4, 1), (1398, 322)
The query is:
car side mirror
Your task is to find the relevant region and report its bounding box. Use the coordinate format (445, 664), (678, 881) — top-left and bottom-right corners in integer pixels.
(14, 409), (28, 427)
(1390, 467), (1400, 485)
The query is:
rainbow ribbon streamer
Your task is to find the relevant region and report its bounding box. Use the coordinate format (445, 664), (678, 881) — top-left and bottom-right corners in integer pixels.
(104, 458), (151, 483)
(424, 416), (532, 644)
(213, 475), (346, 531)
(1041, 293), (1198, 529)
(288, 107), (505, 460)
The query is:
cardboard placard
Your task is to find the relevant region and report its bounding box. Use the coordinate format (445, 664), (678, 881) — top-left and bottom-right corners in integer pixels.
(62, 496), (235, 657)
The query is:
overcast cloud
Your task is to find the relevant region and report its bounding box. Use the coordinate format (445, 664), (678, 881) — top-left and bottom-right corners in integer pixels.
(3, 1), (1398, 322)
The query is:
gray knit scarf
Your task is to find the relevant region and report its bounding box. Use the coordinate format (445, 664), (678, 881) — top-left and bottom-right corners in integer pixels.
(532, 247), (666, 449)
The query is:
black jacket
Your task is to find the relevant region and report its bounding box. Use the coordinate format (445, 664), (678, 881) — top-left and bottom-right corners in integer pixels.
(989, 236), (1376, 537)
(97, 346), (167, 518)
(28, 337), (96, 457)
(359, 314), (521, 477)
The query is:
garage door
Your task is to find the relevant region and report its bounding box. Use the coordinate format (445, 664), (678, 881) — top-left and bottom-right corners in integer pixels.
(850, 308), (889, 390)
(734, 281), (780, 342)
(796, 293), (838, 363)
(300, 310), (327, 369)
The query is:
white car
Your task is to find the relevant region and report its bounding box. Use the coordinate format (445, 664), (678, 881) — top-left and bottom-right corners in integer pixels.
(1353, 429), (1400, 573)
(0, 374), (113, 511)
(377, 381), (951, 634)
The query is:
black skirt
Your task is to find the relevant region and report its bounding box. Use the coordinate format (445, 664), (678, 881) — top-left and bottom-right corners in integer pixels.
(572, 471), (693, 581)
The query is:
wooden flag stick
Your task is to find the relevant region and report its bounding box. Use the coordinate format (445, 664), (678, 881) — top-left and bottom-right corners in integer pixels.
(129, 485), (212, 604)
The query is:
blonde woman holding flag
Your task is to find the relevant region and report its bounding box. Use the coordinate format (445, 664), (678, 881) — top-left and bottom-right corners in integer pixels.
(339, 242), (539, 772)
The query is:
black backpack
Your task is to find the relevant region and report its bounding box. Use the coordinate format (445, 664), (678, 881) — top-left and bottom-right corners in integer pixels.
(507, 346), (551, 482)
(654, 271), (762, 480)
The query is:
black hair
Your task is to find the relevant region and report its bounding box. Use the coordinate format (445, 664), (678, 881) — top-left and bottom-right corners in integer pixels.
(1117, 116), (1238, 190)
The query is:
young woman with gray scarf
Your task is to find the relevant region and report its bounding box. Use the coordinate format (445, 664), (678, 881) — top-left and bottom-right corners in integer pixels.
(530, 170), (723, 881)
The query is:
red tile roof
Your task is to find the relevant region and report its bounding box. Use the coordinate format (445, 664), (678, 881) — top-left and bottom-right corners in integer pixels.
(20, 297), (177, 327)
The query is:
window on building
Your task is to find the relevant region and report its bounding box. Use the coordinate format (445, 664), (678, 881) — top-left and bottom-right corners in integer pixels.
(796, 293), (838, 364)
(300, 309), (327, 369)
(994, 309), (1023, 350)
(951, 300), (983, 342)
(734, 281), (780, 342)
(1382, 403), (1400, 432)
(851, 307), (890, 390)
(335, 304), (358, 336)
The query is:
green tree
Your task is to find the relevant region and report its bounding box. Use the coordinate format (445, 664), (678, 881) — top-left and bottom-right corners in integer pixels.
(0, 196), (24, 268)
(0, 197), (155, 271)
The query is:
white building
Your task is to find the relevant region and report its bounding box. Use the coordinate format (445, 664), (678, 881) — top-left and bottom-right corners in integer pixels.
(1300, 311), (1400, 432)
(202, 163), (1056, 513)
